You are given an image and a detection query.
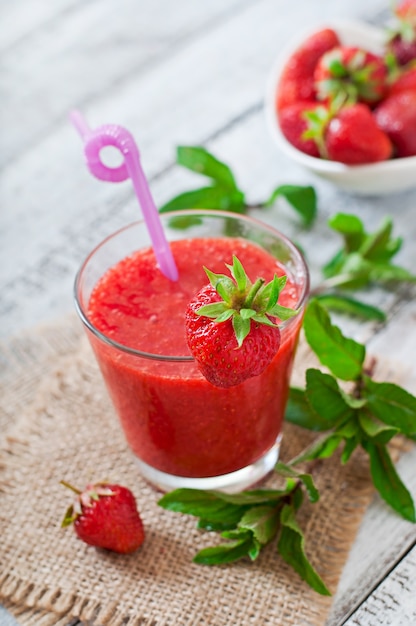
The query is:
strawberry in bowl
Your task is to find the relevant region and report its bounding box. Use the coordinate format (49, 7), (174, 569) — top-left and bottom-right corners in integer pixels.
(265, 19), (416, 195)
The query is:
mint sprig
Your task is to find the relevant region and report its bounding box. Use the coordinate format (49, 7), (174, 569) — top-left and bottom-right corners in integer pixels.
(158, 474), (330, 596)
(159, 146), (317, 227)
(309, 213), (416, 322)
(158, 299), (415, 595)
(286, 300), (416, 523)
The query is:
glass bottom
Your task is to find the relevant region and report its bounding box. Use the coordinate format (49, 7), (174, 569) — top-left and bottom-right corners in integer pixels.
(133, 434), (282, 493)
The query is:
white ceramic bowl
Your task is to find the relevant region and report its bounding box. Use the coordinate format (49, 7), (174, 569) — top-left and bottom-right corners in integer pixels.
(265, 20), (416, 195)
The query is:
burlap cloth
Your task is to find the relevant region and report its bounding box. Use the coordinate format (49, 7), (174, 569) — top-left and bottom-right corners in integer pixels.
(0, 315), (411, 626)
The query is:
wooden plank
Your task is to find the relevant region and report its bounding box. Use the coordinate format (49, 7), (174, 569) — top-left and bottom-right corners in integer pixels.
(1, 0), (416, 622)
(342, 545), (416, 626)
(0, 0), (253, 167)
(327, 445), (416, 624)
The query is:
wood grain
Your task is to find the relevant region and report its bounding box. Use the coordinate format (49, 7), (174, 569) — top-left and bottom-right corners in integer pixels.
(1, 0), (416, 624)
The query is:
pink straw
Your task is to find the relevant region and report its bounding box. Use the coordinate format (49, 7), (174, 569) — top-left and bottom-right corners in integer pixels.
(70, 110), (179, 281)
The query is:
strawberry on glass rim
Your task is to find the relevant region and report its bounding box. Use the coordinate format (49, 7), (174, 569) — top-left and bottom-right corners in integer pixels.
(185, 256), (298, 389)
(61, 480), (145, 554)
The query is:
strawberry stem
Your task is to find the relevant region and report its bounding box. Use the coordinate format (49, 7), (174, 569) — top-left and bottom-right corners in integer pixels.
(60, 480), (82, 495)
(245, 278), (265, 308)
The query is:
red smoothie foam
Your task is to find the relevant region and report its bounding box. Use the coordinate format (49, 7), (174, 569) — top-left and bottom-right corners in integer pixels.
(86, 237), (304, 478)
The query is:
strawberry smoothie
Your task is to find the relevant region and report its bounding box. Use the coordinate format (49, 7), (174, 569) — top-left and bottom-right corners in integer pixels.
(75, 212), (309, 492)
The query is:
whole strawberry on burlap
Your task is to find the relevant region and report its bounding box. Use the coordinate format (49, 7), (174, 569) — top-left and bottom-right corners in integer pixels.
(185, 256), (298, 388)
(61, 481), (145, 554)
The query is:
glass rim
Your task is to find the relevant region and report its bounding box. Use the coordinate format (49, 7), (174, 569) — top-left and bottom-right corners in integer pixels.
(74, 209), (310, 362)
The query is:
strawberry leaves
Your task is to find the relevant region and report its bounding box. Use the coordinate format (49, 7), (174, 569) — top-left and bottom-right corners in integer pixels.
(159, 146), (317, 227)
(196, 256), (298, 348)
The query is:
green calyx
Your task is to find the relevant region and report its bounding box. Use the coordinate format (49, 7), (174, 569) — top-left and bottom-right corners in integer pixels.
(302, 93), (351, 160)
(317, 49), (384, 103)
(196, 255), (298, 347)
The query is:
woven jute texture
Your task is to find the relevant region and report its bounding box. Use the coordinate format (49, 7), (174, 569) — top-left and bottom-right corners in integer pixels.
(0, 316), (407, 626)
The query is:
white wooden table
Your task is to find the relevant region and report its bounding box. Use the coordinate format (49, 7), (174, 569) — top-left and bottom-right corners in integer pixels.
(1, 1), (415, 624)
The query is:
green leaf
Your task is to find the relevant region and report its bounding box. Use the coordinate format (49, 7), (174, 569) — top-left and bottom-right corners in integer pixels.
(196, 302), (231, 319)
(228, 255), (248, 292)
(61, 505), (76, 527)
(204, 268), (236, 303)
(159, 185), (244, 215)
(268, 303), (300, 321)
(193, 535), (253, 565)
(359, 216), (401, 262)
(369, 262), (416, 284)
(341, 436), (360, 464)
(212, 309), (235, 323)
(240, 308), (257, 320)
(212, 485), (297, 506)
(260, 275), (282, 310)
(323, 249), (346, 279)
(277, 504), (331, 595)
(238, 505), (280, 544)
(328, 213), (365, 252)
(177, 146), (238, 190)
(275, 463), (319, 503)
(158, 488), (233, 517)
(232, 315), (251, 347)
(303, 300), (366, 381)
(248, 538), (262, 560)
(363, 441), (416, 522)
(363, 378), (416, 437)
(305, 369), (355, 425)
(335, 417), (359, 439)
(285, 387), (331, 432)
(315, 293), (386, 322)
(265, 185), (317, 226)
(358, 411), (399, 443)
(289, 433), (342, 465)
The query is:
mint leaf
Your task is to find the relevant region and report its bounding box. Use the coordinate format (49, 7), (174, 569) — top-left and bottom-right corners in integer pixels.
(265, 185), (317, 226)
(289, 433), (342, 465)
(157, 488), (233, 517)
(327, 213), (365, 252)
(177, 146), (238, 190)
(315, 293), (386, 322)
(275, 463), (319, 503)
(214, 486), (296, 505)
(341, 436), (360, 464)
(358, 217), (401, 262)
(285, 387), (331, 432)
(277, 504), (331, 596)
(323, 214), (415, 288)
(363, 441), (416, 522)
(363, 378), (416, 437)
(238, 505), (280, 544)
(369, 262), (416, 284)
(358, 411), (399, 444)
(159, 186), (245, 215)
(305, 368), (355, 425)
(303, 300), (366, 380)
(193, 534), (254, 565)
